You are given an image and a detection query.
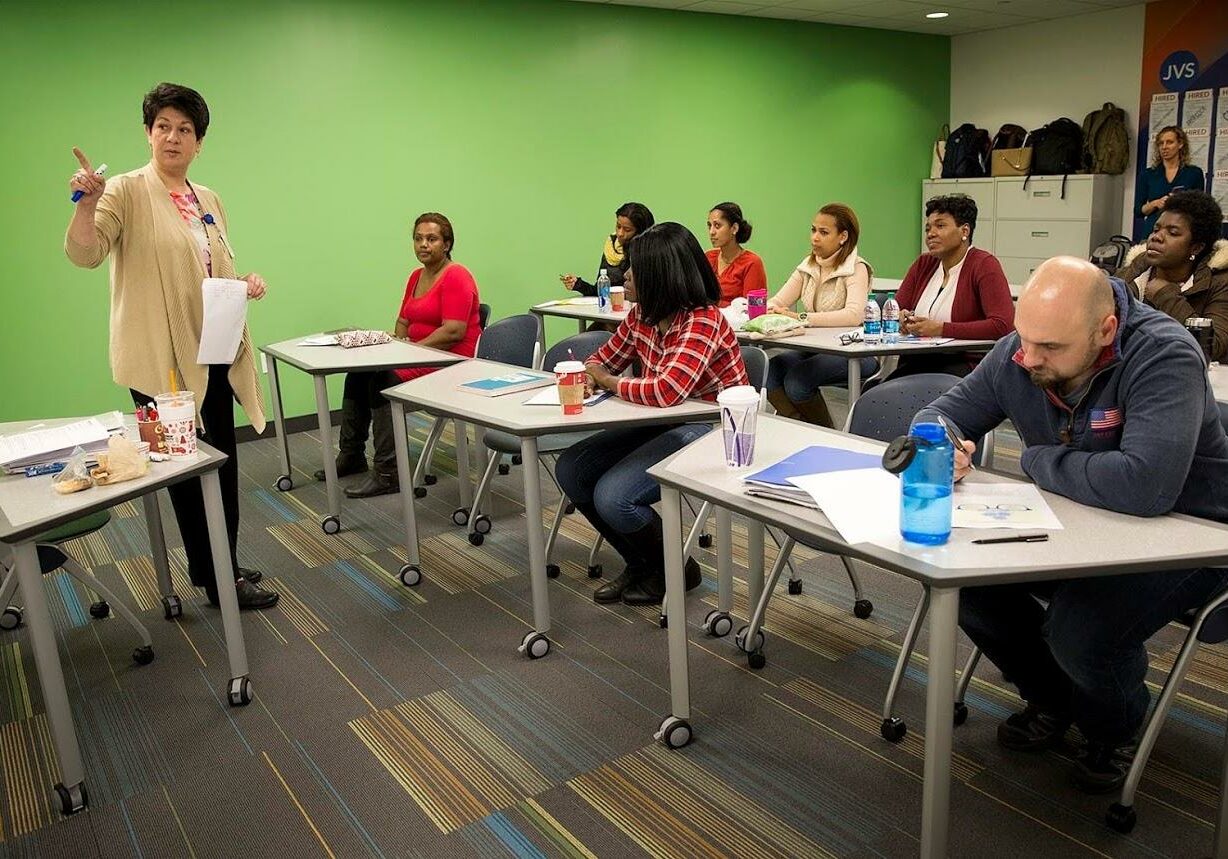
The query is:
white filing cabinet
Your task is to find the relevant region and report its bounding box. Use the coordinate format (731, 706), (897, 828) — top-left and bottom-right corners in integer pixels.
(922, 175), (1123, 286)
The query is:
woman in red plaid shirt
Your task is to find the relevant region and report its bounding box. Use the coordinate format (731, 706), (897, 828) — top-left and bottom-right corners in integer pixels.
(556, 222), (748, 606)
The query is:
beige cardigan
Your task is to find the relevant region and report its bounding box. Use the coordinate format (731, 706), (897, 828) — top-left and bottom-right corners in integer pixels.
(769, 248), (873, 328)
(65, 163), (266, 432)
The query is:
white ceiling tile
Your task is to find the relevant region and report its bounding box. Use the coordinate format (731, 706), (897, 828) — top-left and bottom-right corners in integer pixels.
(684, 0), (773, 13)
(770, 0), (865, 11)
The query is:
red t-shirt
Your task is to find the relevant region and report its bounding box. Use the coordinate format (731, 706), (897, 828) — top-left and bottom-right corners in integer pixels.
(705, 248), (768, 307)
(394, 263), (481, 381)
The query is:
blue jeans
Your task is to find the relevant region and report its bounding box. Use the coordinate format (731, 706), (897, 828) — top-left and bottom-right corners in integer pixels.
(959, 567), (1228, 745)
(767, 351), (877, 402)
(555, 423), (711, 534)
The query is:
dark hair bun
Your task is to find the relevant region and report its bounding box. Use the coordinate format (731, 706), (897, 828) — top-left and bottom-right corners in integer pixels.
(739, 220), (753, 244)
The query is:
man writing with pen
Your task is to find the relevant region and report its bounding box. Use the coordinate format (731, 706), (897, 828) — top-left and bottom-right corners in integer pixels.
(913, 255), (1228, 793)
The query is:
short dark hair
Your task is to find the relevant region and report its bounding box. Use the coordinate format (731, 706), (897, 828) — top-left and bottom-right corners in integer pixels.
(925, 194), (978, 241)
(142, 83), (210, 139)
(615, 202), (655, 236)
(626, 222), (720, 326)
(1162, 190), (1224, 263)
(710, 202), (753, 244)
(414, 212), (455, 259)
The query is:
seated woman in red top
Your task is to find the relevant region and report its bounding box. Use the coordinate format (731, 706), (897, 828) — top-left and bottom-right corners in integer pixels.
(556, 223), (748, 607)
(705, 201), (767, 307)
(318, 212), (481, 498)
(890, 194), (1014, 378)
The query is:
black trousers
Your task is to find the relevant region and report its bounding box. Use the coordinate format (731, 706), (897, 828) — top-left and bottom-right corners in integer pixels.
(131, 366), (239, 599)
(339, 370), (401, 475)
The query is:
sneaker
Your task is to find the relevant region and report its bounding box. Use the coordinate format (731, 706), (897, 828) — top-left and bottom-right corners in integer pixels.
(344, 472), (399, 498)
(209, 580), (280, 611)
(314, 454), (368, 482)
(1072, 742), (1130, 793)
(997, 705), (1071, 752)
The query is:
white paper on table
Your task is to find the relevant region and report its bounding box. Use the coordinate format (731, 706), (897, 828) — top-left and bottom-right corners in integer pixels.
(298, 335), (339, 347)
(91, 410), (125, 431)
(522, 386), (610, 406)
(0, 418), (109, 467)
(788, 468), (900, 545)
(197, 278), (249, 364)
(951, 482), (1063, 530)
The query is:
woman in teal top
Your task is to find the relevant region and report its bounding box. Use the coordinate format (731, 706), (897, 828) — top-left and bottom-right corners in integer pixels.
(1135, 125), (1205, 241)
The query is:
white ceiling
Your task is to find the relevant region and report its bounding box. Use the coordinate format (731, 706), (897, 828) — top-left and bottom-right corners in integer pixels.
(564, 0), (1148, 36)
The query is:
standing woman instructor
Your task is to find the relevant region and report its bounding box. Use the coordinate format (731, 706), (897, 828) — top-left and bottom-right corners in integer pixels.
(65, 82), (278, 610)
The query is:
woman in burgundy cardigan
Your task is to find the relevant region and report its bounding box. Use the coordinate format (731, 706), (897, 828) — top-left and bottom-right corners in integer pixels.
(891, 194), (1015, 377)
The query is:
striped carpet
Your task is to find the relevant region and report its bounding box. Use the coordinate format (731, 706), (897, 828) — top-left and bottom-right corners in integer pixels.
(0, 407), (1223, 858)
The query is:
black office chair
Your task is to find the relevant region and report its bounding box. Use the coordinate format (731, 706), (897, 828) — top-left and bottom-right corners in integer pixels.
(0, 511), (154, 665)
(478, 302), (491, 330)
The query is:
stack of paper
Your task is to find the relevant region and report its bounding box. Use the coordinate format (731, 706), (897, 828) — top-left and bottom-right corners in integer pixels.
(743, 445), (882, 508)
(0, 419), (111, 472)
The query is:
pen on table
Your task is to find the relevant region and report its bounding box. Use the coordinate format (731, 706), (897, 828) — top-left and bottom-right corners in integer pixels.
(972, 533), (1049, 545)
(71, 163), (108, 203)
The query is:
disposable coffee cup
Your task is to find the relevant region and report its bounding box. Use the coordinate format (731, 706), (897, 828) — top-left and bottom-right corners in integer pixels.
(610, 286), (626, 312)
(554, 361), (587, 416)
(717, 385), (759, 468)
(155, 391), (197, 459)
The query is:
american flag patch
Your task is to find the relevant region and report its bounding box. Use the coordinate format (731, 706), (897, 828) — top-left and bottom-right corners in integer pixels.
(1090, 407), (1123, 431)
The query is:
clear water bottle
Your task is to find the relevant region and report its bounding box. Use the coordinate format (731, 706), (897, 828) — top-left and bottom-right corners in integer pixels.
(862, 295), (882, 344)
(596, 269), (612, 313)
(900, 423), (953, 545)
(882, 295), (900, 345)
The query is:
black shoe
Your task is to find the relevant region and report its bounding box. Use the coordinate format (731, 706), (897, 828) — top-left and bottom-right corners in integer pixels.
(209, 579), (280, 611)
(622, 559), (701, 606)
(344, 473), (399, 498)
(593, 567), (642, 604)
(997, 705), (1071, 752)
(1072, 742), (1130, 793)
(237, 566), (263, 585)
(314, 454), (368, 482)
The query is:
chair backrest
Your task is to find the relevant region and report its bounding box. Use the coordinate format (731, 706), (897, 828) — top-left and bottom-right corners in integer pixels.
(739, 345), (769, 392)
(845, 372), (992, 466)
(542, 331), (612, 370)
(478, 303), (492, 330)
(475, 313), (541, 369)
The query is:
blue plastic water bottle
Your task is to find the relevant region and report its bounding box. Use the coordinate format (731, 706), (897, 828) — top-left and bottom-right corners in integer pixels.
(596, 269), (612, 313)
(862, 295), (881, 344)
(900, 422), (953, 545)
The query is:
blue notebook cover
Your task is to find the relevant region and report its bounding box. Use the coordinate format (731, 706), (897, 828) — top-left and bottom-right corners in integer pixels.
(457, 371), (554, 396)
(744, 445), (882, 487)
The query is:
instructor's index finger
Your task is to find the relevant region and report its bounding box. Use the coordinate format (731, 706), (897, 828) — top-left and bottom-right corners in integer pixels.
(72, 147), (93, 172)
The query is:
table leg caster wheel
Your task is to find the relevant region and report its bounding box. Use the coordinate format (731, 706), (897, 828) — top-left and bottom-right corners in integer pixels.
(953, 702), (969, 726)
(468, 531), (485, 547)
(473, 515), (492, 535)
(89, 601), (110, 619)
(161, 595), (183, 620)
(0, 606), (22, 631)
(54, 782), (87, 815)
(546, 564), (560, 579)
(655, 715), (693, 749)
(1106, 803), (1136, 834)
(881, 717), (907, 742)
(452, 507), (470, 527)
(511, 454), (523, 466)
(853, 599), (873, 619)
(132, 645), (155, 665)
(702, 610), (733, 637)
(275, 475), (293, 492)
(423, 474), (437, 486)
(518, 631), (550, 659)
(398, 564), (421, 587)
(587, 564), (602, 578)
(735, 625), (764, 654)
(498, 463), (511, 476)
(658, 613), (668, 629)
(747, 651), (766, 670)
(413, 486), (427, 499)
(321, 516), (341, 535)
(698, 533), (713, 549)
(788, 579), (803, 596)
(228, 676), (253, 706)
(564, 502), (576, 515)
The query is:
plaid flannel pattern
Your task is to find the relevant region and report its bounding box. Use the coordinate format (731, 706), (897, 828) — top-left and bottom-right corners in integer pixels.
(590, 305), (748, 407)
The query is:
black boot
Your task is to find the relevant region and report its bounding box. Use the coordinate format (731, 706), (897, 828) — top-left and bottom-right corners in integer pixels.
(573, 502), (642, 603)
(315, 397), (370, 481)
(345, 471), (399, 498)
(314, 453), (368, 482)
(621, 514), (704, 606)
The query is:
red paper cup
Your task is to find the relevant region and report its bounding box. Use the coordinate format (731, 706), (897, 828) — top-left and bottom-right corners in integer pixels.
(554, 361), (587, 415)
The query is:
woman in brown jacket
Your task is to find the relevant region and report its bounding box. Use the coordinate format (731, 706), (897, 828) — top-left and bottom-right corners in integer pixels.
(1116, 190), (1228, 363)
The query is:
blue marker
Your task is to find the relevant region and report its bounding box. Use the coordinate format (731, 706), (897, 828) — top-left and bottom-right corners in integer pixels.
(71, 163), (108, 203)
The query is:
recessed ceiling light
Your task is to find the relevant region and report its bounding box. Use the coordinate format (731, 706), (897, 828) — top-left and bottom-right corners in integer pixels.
(926, 11), (950, 18)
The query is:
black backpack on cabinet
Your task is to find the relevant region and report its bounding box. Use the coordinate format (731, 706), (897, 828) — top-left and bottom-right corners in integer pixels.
(1025, 118), (1084, 175)
(941, 123), (991, 178)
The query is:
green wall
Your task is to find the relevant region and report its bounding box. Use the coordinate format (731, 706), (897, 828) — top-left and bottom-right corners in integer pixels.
(0, 0), (948, 425)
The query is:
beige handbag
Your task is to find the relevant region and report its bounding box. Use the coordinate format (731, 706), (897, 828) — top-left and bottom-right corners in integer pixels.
(991, 147), (1032, 177)
(931, 124), (949, 179)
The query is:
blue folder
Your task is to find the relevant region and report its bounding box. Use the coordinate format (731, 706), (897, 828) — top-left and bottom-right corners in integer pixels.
(744, 445), (882, 488)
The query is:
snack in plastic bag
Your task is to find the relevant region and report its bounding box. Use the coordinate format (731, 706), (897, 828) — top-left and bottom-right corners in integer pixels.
(336, 329), (393, 348)
(740, 313), (805, 340)
(720, 297), (749, 330)
(52, 446), (93, 494)
(90, 435), (149, 486)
